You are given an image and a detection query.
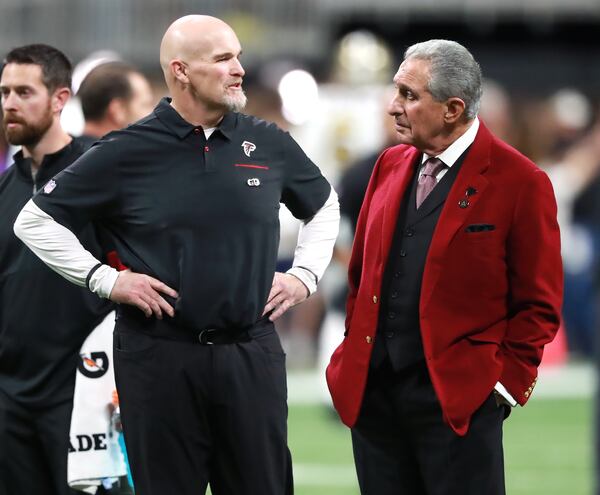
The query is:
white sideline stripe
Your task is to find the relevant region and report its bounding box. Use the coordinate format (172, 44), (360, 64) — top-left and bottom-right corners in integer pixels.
(287, 363), (595, 405)
(293, 464), (357, 486)
(534, 362), (595, 398)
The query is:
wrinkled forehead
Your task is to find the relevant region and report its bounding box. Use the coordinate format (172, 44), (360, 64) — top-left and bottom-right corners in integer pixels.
(393, 57), (431, 87)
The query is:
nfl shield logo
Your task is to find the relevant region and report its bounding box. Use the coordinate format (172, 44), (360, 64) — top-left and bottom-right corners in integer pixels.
(43, 180), (57, 194)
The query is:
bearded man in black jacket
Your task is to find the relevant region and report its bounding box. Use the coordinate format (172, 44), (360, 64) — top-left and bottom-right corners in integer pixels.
(0, 44), (113, 495)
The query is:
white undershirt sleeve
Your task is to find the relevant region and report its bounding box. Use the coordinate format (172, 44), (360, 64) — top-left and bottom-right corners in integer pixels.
(494, 381), (518, 407)
(13, 199), (119, 299)
(286, 187), (340, 295)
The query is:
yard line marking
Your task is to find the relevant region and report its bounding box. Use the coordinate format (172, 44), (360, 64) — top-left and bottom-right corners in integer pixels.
(293, 463), (358, 486)
(287, 363), (595, 405)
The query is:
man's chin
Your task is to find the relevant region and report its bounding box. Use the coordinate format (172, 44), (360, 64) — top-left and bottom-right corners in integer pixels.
(5, 127), (41, 147)
(394, 131), (413, 146)
(5, 128), (26, 146)
(224, 93), (247, 113)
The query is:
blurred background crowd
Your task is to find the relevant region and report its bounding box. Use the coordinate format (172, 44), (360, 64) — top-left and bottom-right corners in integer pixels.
(1, 1), (599, 493)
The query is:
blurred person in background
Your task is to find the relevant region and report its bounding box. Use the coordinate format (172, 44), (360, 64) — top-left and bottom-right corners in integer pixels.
(531, 89), (596, 360)
(245, 83), (326, 367)
(0, 44), (113, 495)
(246, 82), (335, 368)
(15, 15), (339, 495)
(318, 87), (399, 401)
(550, 116), (600, 495)
(478, 79), (516, 146)
(78, 61), (154, 143)
(338, 87), (400, 235)
(327, 39), (562, 494)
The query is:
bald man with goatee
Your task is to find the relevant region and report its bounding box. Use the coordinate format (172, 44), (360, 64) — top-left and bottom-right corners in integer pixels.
(15, 15), (339, 495)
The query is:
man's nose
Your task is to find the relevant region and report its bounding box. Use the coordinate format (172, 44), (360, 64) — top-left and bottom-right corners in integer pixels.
(388, 100), (401, 117)
(231, 58), (245, 77)
(2, 91), (18, 111)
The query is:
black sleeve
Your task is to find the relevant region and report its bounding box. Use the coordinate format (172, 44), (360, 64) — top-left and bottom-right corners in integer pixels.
(32, 136), (121, 234)
(280, 131), (331, 220)
(338, 154), (378, 233)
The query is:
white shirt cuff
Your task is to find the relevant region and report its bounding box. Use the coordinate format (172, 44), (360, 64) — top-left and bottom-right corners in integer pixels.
(88, 265), (120, 299)
(494, 381), (517, 407)
(286, 266), (316, 295)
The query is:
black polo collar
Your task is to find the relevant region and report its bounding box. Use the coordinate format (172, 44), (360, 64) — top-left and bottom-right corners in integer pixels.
(154, 97), (237, 141)
(13, 138), (79, 183)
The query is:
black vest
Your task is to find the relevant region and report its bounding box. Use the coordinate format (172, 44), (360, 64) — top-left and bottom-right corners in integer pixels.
(371, 151), (467, 371)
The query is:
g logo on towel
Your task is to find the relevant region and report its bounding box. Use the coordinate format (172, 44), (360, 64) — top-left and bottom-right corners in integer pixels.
(77, 352), (109, 378)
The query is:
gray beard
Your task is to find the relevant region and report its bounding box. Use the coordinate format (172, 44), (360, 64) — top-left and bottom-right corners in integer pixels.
(224, 91), (247, 113)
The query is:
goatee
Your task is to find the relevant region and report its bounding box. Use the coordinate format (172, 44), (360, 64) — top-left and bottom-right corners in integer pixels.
(224, 91), (247, 113)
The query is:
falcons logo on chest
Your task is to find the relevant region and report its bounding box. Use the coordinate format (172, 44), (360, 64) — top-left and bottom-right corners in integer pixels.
(241, 141), (256, 157)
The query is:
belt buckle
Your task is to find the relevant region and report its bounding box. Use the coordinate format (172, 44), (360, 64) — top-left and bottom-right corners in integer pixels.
(199, 328), (217, 345)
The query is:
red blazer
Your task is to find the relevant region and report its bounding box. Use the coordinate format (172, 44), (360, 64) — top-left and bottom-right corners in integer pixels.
(326, 122), (563, 435)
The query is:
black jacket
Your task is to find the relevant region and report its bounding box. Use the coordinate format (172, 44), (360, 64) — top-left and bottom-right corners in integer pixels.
(0, 137), (112, 407)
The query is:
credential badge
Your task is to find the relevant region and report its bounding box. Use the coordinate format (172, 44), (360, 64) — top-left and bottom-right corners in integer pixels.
(242, 140), (256, 157)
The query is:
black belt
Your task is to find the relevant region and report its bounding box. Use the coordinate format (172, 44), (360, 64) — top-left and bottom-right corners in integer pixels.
(196, 325), (264, 345)
(117, 306), (273, 345)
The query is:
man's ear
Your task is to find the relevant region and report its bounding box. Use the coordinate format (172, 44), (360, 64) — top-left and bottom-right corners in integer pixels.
(52, 87), (71, 114)
(443, 97), (466, 124)
(107, 98), (128, 127)
(170, 60), (189, 84)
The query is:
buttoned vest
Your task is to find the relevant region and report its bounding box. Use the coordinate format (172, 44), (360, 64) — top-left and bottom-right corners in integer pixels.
(371, 150), (468, 371)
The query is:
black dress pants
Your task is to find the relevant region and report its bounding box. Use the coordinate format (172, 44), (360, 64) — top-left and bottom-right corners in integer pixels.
(114, 319), (293, 495)
(0, 390), (78, 495)
(351, 358), (506, 495)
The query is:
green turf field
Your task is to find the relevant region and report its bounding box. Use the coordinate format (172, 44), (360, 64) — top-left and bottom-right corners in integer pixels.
(288, 397), (593, 495)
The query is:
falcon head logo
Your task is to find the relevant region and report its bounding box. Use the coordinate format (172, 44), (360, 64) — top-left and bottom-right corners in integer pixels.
(242, 141), (256, 157)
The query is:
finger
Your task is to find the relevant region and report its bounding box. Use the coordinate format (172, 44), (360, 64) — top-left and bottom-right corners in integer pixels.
(262, 301), (275, 316)
(263, 291), (282, 315)
(266, 284), (282, 304)
(262, 297), (278, 316)
(155, 294), (175, 318)
(143, 294), (163, 320)
(148, 277), (179, 298)
(135, 298), (153, 318)
(263, 293), (287, 315)
(269, 300), (291, 321)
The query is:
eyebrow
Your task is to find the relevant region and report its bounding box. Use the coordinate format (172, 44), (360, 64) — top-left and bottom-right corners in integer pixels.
(396, 82), (414, 93)
(0, 84), (35, 91)
(211, 49), (243, 61)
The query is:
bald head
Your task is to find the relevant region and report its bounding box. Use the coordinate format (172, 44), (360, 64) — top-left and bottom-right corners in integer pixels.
(160, 15), (236, 79)
(158, 15), (246, 123)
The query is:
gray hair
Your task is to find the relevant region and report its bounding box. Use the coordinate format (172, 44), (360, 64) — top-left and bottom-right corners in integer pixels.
(404, 40), (482, 119)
